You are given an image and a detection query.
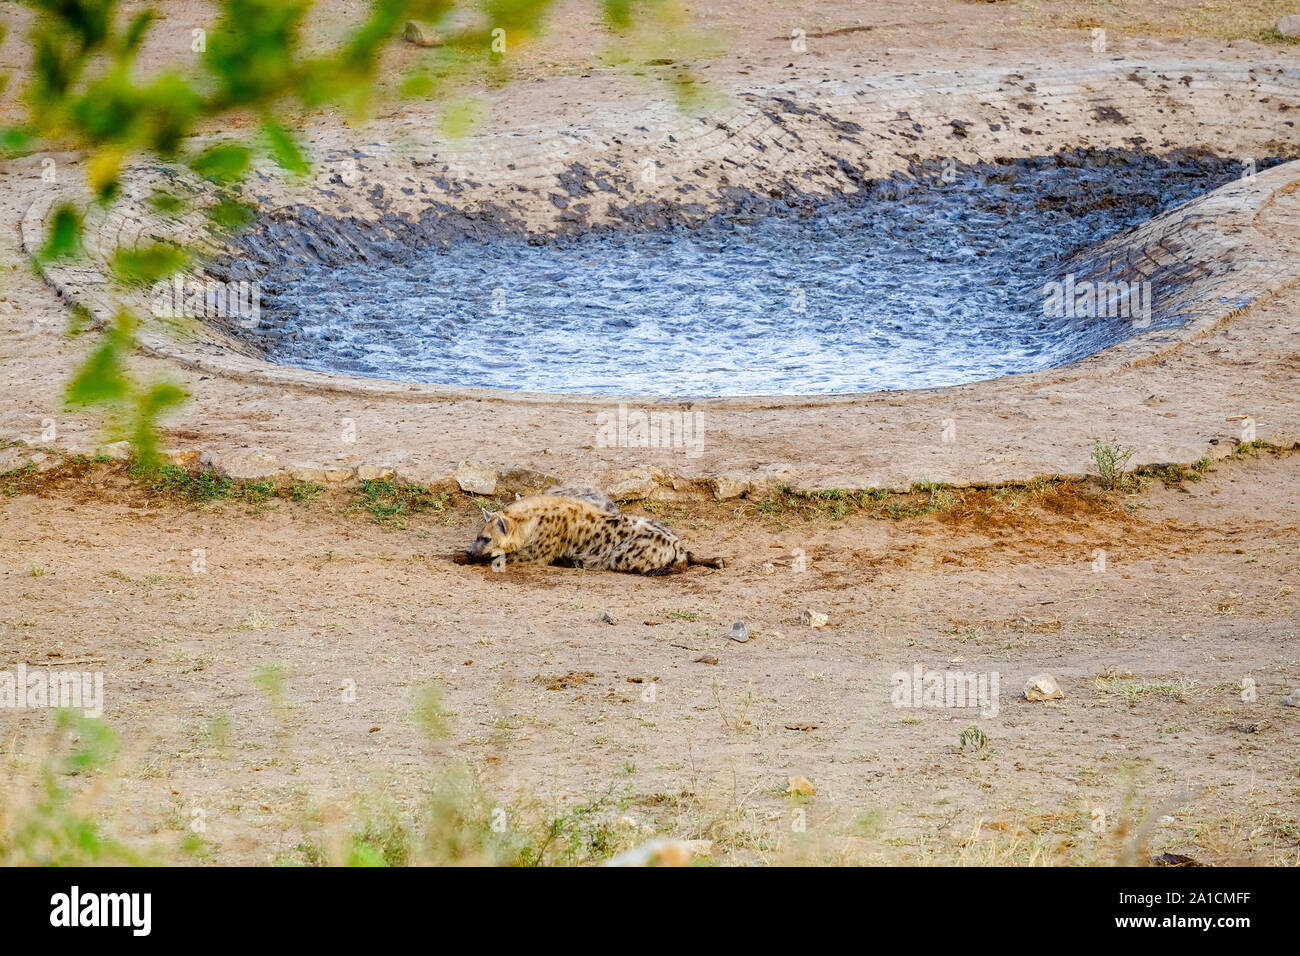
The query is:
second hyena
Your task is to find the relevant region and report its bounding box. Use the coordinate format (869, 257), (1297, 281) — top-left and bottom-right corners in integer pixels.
(461, 488), (724, 575)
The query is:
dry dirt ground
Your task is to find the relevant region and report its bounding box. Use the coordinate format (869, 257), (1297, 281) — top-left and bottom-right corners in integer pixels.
(1, 1), (1299, 866)
(1, 445), (1297, 865)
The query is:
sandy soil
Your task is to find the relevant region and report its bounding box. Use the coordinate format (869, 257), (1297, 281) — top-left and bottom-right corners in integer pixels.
(1, 446), (1297, 864)
(1, 0), (1298, 866)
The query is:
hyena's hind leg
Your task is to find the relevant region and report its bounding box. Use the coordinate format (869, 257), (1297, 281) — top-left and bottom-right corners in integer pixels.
(686, 553), (726, 570)
(546, 486), (621, 517)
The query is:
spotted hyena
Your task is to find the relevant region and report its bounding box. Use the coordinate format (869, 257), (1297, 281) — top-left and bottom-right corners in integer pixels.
(461, 487), (724, 575)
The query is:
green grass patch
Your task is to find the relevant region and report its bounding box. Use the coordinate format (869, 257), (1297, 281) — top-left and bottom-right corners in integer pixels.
(351, 479), (449, 527)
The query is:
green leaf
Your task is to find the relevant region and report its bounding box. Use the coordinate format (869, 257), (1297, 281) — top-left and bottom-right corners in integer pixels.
(0, 126), (30, 154)
(110, 241), (191, 286)
(439, 98), (482, 139)
(205, 195), (256, 231)
(122, 10), (155, 55)
(147, 189), (187, 216)
(130, 381), (188, 469)
(261, 117), (308, 174)
(399, 73), (435, 99)
(66, 312), (132, 406)
(188, 142), (251, 183)
(37, 204), (83, 263)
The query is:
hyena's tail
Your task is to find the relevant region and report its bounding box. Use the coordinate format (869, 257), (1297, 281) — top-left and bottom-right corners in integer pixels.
(686, 552), (726, 570)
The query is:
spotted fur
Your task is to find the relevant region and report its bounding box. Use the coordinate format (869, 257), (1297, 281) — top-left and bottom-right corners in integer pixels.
(462, 489), (724, 574)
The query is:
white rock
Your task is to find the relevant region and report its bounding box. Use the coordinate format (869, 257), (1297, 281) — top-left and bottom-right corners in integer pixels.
(0, 447), (31, 473)
(402, 20), (445, 46)
(711, 475), (750, 500)
(607, 471), (657, 500)
(213, 450), (280, 481)
(1024, 673), (1065, 701)
(1276, 14), (1300, 37)
(800, 609), (828, 628)
(454, 461), (498, 495)
(290, 465), (330, 483)
(160, 448), (201, 469)
(357, 464), (396, 482)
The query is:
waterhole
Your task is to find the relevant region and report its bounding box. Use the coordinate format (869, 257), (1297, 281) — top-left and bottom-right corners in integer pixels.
(242, 150), (1283, 397)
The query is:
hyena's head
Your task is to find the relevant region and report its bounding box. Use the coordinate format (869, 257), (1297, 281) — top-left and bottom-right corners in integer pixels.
(465, 508), (517, 562)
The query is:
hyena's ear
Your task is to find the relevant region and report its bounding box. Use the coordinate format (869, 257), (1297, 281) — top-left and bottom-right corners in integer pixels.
(493, 515), (510, 535)
(480, 507), (493, 524)
(514, 492), (522, 501)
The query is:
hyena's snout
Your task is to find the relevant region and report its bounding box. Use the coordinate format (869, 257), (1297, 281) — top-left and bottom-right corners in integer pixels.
(465, 535), (493, 561)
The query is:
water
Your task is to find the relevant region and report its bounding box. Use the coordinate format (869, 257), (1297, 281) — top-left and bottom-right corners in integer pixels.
(249, 152), (1270, 396)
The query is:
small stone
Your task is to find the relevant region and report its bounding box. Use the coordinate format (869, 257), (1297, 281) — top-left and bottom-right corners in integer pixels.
(357, 464), (395, 482)
(324, 467), (355, 483)
(600, 610), (616, 625)
(403, 20), (445, 46)
(1282, 688), (1300, 707)
(760, 562), (776, 575)
(694, 654), (718, 665)
(800, 609), (828, 628)
(213, 450), (280, 481)
(30, 452), (60, 472)
(1025, 674), (1065, 701)
(161, 448), (201, 469)
(1276, 14), (1300, 37)
(454, 461), (497, 495)
(0, 447), (31, 473)
(710, 475), (749, 500)
(102, 441), (133, 461)
(291, 465), (330, 483)
(607, 471), (657, 500)
(728, 620), (749, 643)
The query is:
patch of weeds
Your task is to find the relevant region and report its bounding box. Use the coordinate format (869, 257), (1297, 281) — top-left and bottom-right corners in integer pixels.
(1138, 457), (1212, 489)
(235, 480), (276, 503)
(667, 609), (700, 622)
(410, 683), (452, 740)
(1230, 438), (1276, 459)
(137, 464), (233, 502)
(0, 713), (175, 865)
(348, 811), (413, 867)
(958, 724), (989, 752)
(352, 480), (449, 527)
(852, 808), (886, 837)
(240, 610), (273, 631)
(1091, 440), (1141, 492)
(289, 479), (325, 502)
(1240, 27), (1300, 45)
(1093, 674), (1197, 703)
(252, 663), (288, 709)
